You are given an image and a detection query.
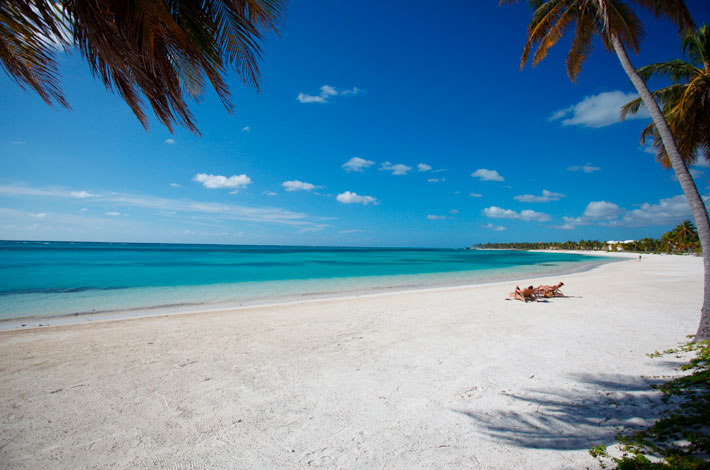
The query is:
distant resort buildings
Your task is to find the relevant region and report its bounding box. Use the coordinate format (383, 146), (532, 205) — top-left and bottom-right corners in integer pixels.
(606, 240), (636, 251)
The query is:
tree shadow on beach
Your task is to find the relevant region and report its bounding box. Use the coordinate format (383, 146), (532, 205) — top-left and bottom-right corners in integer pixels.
(456, 369), (680, 451)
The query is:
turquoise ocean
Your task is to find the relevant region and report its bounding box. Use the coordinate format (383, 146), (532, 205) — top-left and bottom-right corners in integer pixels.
(0, 241), (611, 321)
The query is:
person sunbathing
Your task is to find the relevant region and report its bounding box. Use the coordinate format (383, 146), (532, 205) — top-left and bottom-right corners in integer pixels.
(509, 285), (537, 302)
(534, 282), (565, 298)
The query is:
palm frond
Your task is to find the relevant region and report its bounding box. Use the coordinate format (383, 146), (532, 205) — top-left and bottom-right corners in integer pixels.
(621, 84), (685, 122)
(628, 0), (695, 33)
(499, 0), (546, 8)
(566, 6), (595, 82)
(0, 1), (71, 108)
(620, 96), (643, 120)
(649, 84), (686, 107)
(683, 25), (710, 70)
(605, 0), (644, 54)
(520, 0), (573, 69)
(0, 0), (285, 134)
(531, 1), (579, 67)
(640, 124), (672, 168)
(636, 59), (700, 83)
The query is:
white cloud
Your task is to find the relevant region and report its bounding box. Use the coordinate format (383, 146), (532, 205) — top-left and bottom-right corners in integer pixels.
(449, 209), (459, 214)
(340, 229), (364, 234)
(583, 201), (623, 219)
(241, 126), (251, 132)
(165, 139), (175, 144)
(282, 180), (319, 192)
(554, 220), (577, 230)
(417, 163), (432, 172)
(567, 163), (601, 173)
(642, 144), (657, 155)
(554, 201), (621, 230)
(483, 206), (550, 222)
(297, 85), (362, 104)
(483, 206), (517, 218)
(105, 211), (122, 216)
(297, 85), (336, 103)
(170, 183), (181, 188)
(556, 195), (704, 230)
(0, 185), (100, 199)
(471, 169), (504, 182)
(483, 223), (506, 231)
(380, 162), (412, 175)
(336, 191), (378, 205)
(342, 157), (375, 172)
(469, 192), (483, 198)
(427, 178), (446, 183)
(263, 191), (278, 196)
(340, 87), (363, 96)
(514, 189), (566, 203)
(549, 91), (651, 128)
(693, 158), (710, 168)
(427, 215), (449, 220)
(621, 195), (707, 227)
(0, 184), (329, 231)
(30, 212), (48, 218)
(519, 210), (551, 222)
(192, 173), (252, 190)
(70, 190), (99, 198)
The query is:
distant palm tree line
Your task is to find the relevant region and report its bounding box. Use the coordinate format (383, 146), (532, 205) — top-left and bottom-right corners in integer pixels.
(474, 221), (700, 255)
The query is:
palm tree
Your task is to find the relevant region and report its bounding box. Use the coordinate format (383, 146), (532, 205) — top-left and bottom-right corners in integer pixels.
(620, 26), (710, 171)
(669, 220), (700, 253)
(0, 0), (284, 135)
(503, 0), (710, 341)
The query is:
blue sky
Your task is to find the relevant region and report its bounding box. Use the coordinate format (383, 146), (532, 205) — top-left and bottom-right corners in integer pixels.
(1, 0), (709, 247)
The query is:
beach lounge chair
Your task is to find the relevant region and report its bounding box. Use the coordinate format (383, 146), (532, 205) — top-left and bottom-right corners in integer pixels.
(509, 286), (537, 302)
(533, 282), (565, 298)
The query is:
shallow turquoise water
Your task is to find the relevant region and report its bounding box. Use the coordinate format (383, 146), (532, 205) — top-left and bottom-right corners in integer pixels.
(0, 241), (609, 319)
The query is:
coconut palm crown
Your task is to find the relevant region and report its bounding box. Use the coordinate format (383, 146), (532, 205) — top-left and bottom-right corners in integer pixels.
(0, 0), (285, 134)
(501, 0), (695, 82)
(621, 26), (710, 168)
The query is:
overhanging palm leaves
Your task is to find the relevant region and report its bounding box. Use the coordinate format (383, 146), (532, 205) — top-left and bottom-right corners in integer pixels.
(501, 0), (694, 82)
(621, 26), (710, 168)
(0, 0), (285, 134)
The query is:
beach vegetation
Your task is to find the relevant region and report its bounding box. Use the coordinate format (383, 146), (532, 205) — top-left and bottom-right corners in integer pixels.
(589, 341), (710, 470)
(478, 222), (700, 255)
(0, 0), (285, 134)
(502, 0), (710, 341)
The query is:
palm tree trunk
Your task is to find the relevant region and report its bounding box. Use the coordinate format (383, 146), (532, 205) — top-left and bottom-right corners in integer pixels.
(611, 34), (710, 342)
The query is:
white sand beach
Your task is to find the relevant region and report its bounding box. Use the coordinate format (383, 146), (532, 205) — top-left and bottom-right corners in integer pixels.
(0, 252), (702, 469)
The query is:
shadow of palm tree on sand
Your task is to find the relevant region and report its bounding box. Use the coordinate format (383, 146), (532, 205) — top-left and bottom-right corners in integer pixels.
(456, 371), (679, 451)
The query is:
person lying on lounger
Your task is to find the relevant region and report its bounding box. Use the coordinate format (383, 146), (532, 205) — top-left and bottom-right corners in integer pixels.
(534, 282), (565, 298)
(509, 285), (537, 302)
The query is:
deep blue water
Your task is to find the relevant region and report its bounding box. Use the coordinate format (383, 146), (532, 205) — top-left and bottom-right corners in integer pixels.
(0, 241), (608, 319)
